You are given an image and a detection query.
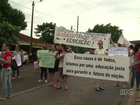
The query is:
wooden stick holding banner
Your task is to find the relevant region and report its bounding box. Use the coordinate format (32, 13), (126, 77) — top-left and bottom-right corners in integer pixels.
(54, 27), (111, 49)
(63, 53), (130, 82)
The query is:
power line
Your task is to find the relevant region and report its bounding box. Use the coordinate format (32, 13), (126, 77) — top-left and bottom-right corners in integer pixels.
(10, 1), (31, 10)
(34, 10), (44, 22)
(9, 0), (75, 24)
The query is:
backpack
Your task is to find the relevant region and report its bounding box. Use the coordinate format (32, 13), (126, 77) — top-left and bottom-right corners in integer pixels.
(11, 59), (17, 71)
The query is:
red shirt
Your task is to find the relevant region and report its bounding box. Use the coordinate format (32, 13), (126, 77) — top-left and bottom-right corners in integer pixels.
(137, 52), (140, 73)
(2, 51), (12, 68)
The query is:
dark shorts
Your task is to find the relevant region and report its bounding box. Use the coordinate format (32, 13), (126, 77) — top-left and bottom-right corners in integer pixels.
(55, 60), (59, 72)
(59, 68), (68, 77)
(48, 68), (55, 74)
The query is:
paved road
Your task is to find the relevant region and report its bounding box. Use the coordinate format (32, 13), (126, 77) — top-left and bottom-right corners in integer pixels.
(0, 63), (140, 104)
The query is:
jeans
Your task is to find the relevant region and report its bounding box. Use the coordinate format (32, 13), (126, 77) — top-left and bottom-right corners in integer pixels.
(136, 72), (140, 87)
(41, 67), (47, 79)
(1, 67), (12, 98)
(131, 66), (138, 88)
(12, 66), (19, 77)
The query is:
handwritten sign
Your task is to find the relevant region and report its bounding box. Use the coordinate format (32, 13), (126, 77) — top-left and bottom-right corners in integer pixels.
(63, 53), (130, 82)
(108, 47), (129, 57)
(54, 27), (111, 49)
(37, 50), (55, 68)
(118, 35), (131, 47)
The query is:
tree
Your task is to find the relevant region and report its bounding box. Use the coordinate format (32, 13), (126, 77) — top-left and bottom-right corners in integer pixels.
(72, 46), (86, 53)
(0, 21), (20, 44)
(88, 23), (123, 43)
(0, 0), (27, 45)
(34, 22), (56, 44)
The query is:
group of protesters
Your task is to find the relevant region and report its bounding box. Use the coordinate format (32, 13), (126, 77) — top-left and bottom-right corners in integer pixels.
(1, 39), (140, 102)
(37, 44), (72, 90)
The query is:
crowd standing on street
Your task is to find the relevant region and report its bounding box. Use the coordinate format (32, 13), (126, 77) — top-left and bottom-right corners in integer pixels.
(1, 39), (140, 103)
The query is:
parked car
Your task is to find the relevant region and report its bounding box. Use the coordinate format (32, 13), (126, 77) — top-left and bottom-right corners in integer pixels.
(22, 51), (29, 64)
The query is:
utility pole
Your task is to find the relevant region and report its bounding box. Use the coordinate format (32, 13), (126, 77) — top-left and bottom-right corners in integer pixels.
(76, 16), (79, 53)
(71, 25), (73, 30)
(77, 16), (79, 32)
(29, 1), (35, 56)
(29, 0), (42, 56)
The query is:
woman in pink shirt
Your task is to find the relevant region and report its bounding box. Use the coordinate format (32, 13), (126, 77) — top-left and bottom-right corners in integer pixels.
(0, 42), (12, 101)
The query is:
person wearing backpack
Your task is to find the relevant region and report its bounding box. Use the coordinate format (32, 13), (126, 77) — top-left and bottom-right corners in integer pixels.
(12, 46), (23, 79)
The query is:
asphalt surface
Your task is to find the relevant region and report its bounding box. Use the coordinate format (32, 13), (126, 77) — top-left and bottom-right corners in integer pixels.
(0, 62), (139, 105)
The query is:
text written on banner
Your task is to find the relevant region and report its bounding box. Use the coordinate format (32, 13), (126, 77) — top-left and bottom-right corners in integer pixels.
(63, 53), (130, 82)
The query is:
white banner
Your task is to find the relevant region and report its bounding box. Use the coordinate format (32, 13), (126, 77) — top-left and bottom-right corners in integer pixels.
(108, 47), (129, 57)
(118, 35), (131, 47)
(63, 53), (130, 82)
(54, 27), (111, 49)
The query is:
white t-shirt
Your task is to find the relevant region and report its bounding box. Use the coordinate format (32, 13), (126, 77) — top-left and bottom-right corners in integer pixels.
(72, 51), (74, 54)
(49, 51), (57, 55)
(94, 48), (107, 55)
(58, 53), (65, 68)
(130, 49), (134, 64)
(85, 51), (90, 54)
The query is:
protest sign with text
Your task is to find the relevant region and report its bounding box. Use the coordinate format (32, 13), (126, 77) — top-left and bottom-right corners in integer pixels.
(108, 47), (129, 57)
(54, 27), (111, 49)
(118, 35), (131, 47)
(63, 53), (130, 82)
(37, 50), (55, 68)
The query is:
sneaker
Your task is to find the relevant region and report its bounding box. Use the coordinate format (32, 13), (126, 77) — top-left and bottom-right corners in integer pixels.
(18, 76), (20, 79)
(45, 80), (48, 83)
(12, 77), (14, 80)
(38, 79), (43, 83)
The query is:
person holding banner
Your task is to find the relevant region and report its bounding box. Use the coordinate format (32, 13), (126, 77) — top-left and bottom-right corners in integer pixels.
(94, 40), (107, 91)
(0, 42), (12, 101)
(38, 45), (48, 83)
(130, 50), (140, 102)
(56, 44), (68, 90)
(110, 39), (127, 88)
(48, 45), (58, 88)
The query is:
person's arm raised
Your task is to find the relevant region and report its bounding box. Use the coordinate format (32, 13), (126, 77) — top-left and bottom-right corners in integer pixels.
(110, 39), (117, 47)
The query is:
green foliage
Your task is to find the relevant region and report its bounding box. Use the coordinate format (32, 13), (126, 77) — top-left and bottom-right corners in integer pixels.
(72, 46), (86, 53)
(0, 0), (27, 45)
(34, 22), (56, 44)
(0, 21), (20, 44)
(88, 23), (123, 43)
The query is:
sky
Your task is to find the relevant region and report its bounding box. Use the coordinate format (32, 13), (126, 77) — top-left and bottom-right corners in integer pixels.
(9, 0), (140, 41)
